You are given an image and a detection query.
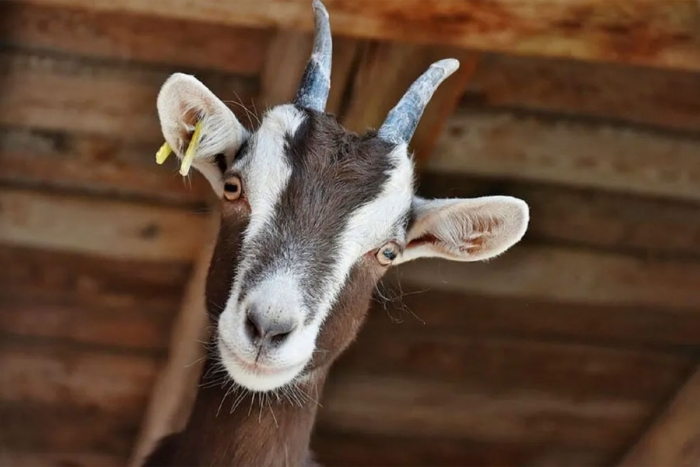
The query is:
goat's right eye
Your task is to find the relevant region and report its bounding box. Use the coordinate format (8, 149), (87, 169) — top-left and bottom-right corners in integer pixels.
(223, 176), (243, 201)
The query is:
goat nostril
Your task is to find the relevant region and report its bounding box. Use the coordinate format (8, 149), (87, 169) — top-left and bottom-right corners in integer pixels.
(245, 312), (264, 342)
(268, 328), (294, 346)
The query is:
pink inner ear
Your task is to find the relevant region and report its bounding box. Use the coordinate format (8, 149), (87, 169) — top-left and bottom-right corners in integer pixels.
(407, 233), (439, 249)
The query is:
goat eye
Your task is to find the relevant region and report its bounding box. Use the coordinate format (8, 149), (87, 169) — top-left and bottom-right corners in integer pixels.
(223, 176), (242, 201)
(376, 242), (399, 266)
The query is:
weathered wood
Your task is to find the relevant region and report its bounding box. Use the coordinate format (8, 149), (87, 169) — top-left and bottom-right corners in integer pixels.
(367, 287), (700, 348)
(341, 42), (476, 162)
(0, 245), (191, 309)
(0, 127), (209, 204)
(129, 217), (218, 467)
(618, 369), (700, 466)
(0, 451), (123, 467)
(0, 50), (257, 141)
(392, 245), (700, 309)
(0, 292), (175, 351)
(337, 325), (695, 401)
(258, 30), (313, 108)
(20, 0), (700, 71)
(2, 1), (269, 75)
(318, 373), (649, 448)
(0, 340), (160, 413)
(467, 54), (700, 132)
(313, 430), (611, 467)
(418, 172), (700, 259)
(432, 109), (700, 201)
(0, 188), (208, 261)
(0, 403), (137, 459)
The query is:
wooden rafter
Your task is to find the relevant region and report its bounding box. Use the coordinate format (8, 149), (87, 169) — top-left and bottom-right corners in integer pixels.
(21, 0), (700, 71)
(618, 368), (700, 466)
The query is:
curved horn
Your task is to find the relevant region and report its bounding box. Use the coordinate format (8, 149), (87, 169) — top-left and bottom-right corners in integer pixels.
(294, 0), (333, 111)
(378, 59), (460, 145)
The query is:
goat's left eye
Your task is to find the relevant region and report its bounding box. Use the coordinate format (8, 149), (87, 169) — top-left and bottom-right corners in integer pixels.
(223, 175), (243, 201)
(376, 242), (399, 266)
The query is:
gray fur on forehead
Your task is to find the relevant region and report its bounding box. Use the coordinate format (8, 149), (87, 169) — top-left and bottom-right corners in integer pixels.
(238, 108), (411, 312)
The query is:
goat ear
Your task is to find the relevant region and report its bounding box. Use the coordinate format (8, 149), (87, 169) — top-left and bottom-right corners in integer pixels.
(394, 196), (529, 265)
(157, 73), (248, 196)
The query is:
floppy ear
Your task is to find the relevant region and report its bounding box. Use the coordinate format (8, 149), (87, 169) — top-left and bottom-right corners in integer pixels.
(156, 73), (248, 196)
(394, 196), (529, 264)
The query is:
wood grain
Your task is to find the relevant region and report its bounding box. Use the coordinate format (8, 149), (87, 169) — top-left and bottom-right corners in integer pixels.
(467, 54), (700, 132)
(618, 369), (700, 466)
(20, 0), (700, 71)
(366, 287), (700, 348)
(0, 127), (209, 204)
(2, 1), (269, 75)
(318, 373), (650, 449)
(337, 326), (695, 401)
(391, 245), (700, 309)
(0, 50), (258, 141)
(0, 188), (208, 261)
(432, 108), (700, 201)
(418, 172), (700, 259)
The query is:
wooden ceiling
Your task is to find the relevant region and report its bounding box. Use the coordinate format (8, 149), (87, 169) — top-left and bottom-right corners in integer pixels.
(2, 1), (700, 466)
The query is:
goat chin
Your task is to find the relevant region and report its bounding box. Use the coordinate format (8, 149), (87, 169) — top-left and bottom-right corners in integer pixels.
(218, 341), (308, 392)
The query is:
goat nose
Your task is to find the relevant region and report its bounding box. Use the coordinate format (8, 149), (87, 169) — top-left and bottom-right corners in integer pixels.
(244, 307), (296, 347)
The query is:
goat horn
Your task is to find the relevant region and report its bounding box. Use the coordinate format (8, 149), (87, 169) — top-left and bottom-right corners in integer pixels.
(378, 59), (460, 145)
(294, 0), (332, 112)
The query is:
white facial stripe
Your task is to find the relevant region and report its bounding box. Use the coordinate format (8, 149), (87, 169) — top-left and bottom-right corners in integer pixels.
(229, 104), (306, 299)
(312, 144), (414, 326)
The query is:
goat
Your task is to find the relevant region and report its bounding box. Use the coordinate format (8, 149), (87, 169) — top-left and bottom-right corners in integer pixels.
(145, 1), (529, 465)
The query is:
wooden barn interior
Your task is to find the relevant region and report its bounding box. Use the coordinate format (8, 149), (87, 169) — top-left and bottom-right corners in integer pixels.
(2, 1), (700, 466)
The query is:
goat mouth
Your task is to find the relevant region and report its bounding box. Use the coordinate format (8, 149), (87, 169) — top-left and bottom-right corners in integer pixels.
(219, 338), (303, 377)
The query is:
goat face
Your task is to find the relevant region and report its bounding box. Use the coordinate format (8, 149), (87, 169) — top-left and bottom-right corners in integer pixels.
(156, 2), (529, 392)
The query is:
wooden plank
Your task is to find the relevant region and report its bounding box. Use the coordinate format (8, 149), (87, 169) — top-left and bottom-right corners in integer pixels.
(0, 49), (258, 141)
(466, 53), (700, 132)
(0, 340), (160, 413)
(20, 0), (700, 71)
(431, 108), (700, 201)
(0, 403), (136, 459)
(0, 188), (208, 261)
(0, 451), (123, 467)
(367, 288), (700, 349)
(341, 42), (476, 163)
(418, 172), (700, 259)
(258, 30), (313, 108)
(336, 326), (695, 401)
(0, 127), (209, 204)
(0, 245), (191, 310)
(318, 373), (649, 449)
(311, 430), (562, 467)
(129, 217), (218, 467)
(0, 292), (175, 352)
(2, 1), (269, 75)
(392, 245), (700, 309)
(618, 369), (700, 466)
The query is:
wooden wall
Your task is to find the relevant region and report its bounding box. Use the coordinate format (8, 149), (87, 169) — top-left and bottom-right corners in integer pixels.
(2, 1), (700, 466)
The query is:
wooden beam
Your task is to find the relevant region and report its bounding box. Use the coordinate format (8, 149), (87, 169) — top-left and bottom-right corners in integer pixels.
(341, 42), (477, 164)
(2, 1), (269, 75)
(431, 108), (700, 202)
(392, 245), (700, 309)
(318, 373), (648, 448)
(258, 30), (313, 108)
(0, 127), (209, 205)
(466, 54), (700, 133)
(129, 216), (218, 467)
(20, 0), (700, 71)
(418, 173), (700, 259)
(339, 322), (693, 401)
(0, 188), (208, 261)
(0, 50), (257, 141)
(618, 369), (700, 466)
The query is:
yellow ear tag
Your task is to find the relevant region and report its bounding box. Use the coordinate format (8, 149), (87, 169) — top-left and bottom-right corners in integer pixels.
(155, 141), (172, 165)
(180, 121), (204, 176)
